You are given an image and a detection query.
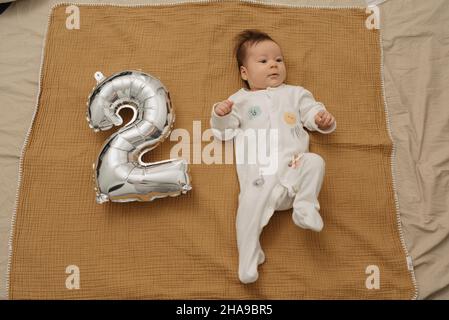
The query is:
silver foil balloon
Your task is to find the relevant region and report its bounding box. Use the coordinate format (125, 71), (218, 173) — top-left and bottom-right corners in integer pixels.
(86, 70), (191, 204)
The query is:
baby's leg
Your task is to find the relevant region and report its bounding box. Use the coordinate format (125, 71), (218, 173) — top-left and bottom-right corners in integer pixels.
(291, 153), (325, 232)
(236, 179), (283, 284)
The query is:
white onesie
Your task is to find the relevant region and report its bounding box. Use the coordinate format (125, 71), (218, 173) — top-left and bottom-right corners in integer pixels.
(210, 83), (336, 284)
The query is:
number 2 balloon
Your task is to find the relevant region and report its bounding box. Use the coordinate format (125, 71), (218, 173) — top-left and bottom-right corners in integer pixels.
(86, 70), (191, 204)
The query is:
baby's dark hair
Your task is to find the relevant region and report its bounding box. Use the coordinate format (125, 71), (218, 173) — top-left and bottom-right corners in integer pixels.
(234, 29), (277, 89)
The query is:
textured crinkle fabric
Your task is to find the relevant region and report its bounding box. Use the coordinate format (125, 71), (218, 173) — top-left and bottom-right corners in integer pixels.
(5, 1), (415, 299)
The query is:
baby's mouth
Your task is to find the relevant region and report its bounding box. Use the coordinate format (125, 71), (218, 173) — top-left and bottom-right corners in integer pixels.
(268, 73), (279, 77)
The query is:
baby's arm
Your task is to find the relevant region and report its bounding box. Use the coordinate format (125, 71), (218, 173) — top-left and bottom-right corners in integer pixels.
(210, 99), (241, 141)
(297, 88), (336, 134)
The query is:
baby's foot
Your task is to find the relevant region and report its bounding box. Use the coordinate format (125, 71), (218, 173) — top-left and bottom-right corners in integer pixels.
(258, 250), (265, 265)
(292, 208), (324, 232)
(239, 251), (265, 284)
(239, 269), (259, 284)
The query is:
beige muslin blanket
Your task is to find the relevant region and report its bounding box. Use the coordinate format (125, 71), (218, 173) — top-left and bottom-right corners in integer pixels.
(8, 1), (415, 299)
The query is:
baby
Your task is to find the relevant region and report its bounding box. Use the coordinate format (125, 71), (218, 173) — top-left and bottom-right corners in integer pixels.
(210, 30), (336, 284)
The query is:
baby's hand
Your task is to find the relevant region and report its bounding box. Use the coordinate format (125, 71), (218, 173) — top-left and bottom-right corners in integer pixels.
(315, 110), (335, 130)
(214, 100), (234, 117)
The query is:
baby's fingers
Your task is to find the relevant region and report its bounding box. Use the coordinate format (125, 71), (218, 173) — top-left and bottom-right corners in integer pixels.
(325, 115), (335, 127)
(225, 100), (234, 108)
(216, 101), (234, 116)
(324, 115), (333, 127)
(220, 100), (234, 113)
(215, 105), (228, 116)
(317, 110), (326, 117)
(317, 111), (328, 122)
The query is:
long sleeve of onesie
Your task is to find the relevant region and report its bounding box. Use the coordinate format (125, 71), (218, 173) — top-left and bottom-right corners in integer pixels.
(297, 87), (336, 134)
(210, 102), (242, 141)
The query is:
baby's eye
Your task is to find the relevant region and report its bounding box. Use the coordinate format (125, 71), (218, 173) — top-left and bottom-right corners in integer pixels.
(259, 59), (267, 63)
(277, 58), (283, 62)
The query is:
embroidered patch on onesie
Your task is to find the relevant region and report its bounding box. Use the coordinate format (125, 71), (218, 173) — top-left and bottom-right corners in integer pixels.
(288, 153), (304, 169)
(283, 112), (297, 125)
(247, 106), (262, 120)
(283, 111), (302, 139)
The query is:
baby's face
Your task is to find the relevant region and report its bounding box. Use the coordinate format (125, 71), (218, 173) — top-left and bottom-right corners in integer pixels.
(240, 40), (286, 91)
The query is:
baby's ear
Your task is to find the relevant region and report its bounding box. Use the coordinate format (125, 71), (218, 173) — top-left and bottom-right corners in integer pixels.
(240, 66), (248, 81)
